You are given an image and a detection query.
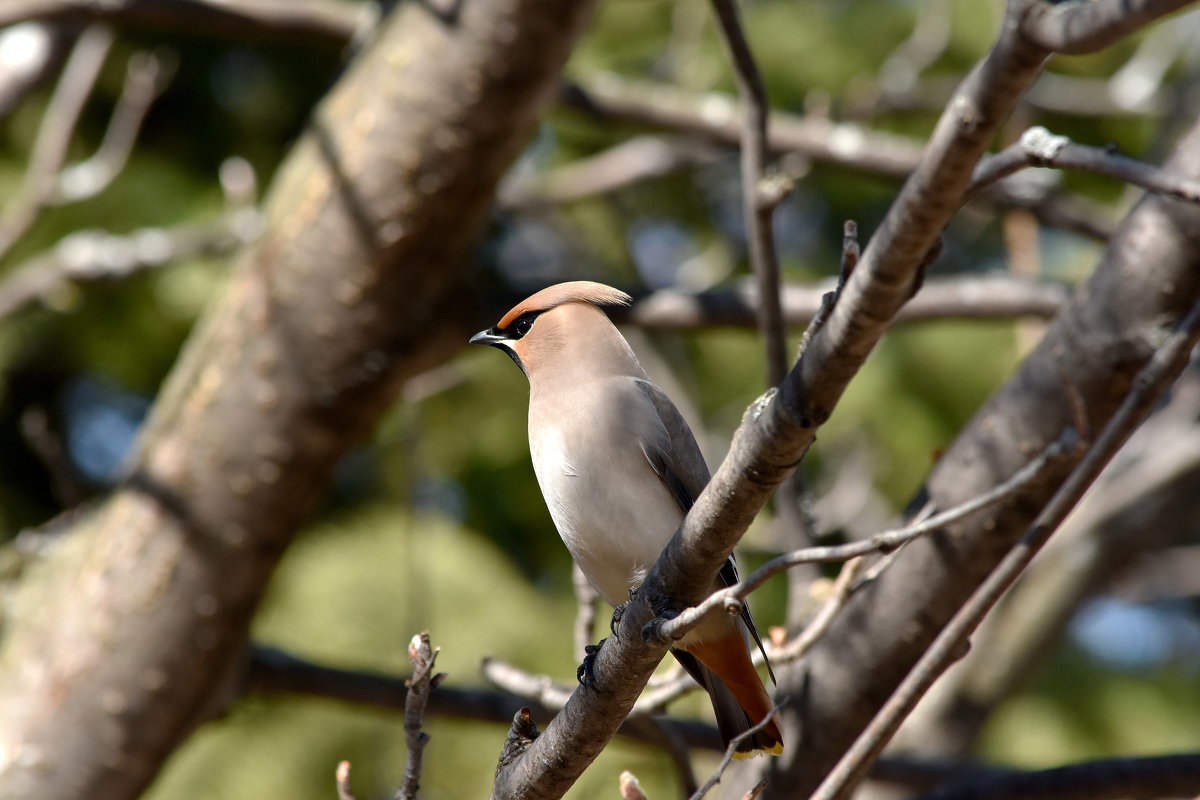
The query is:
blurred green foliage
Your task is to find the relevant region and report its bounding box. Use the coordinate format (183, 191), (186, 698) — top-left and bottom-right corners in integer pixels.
(2, 0), (1199, 797)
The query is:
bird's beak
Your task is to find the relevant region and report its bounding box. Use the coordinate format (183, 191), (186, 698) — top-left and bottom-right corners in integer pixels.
(469, 328), (506, 346)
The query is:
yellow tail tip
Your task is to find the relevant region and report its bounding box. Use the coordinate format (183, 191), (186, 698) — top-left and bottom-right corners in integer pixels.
(732, 741), (784, 760)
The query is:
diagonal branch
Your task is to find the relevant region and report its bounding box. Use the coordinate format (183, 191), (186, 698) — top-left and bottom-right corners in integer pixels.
(970, 125), (1200, 201)
(0, 24), (113, 262)
(1018, 0), (1199, 54)
(645, 432), (1074, 649)
(812, 299), (1200, 800)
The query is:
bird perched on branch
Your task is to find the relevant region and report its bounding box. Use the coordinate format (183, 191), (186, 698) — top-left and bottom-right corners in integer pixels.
(470, 281), (783, 757)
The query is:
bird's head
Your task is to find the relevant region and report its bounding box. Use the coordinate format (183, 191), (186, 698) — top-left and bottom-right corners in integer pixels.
(469, 281), (634, 378)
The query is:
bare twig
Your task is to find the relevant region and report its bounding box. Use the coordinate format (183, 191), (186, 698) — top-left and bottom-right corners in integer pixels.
(19, 406), (85, 506)
(481, 657), (573, 710)
(772, 556), (864, 663)
(622, 274), (1067, 332)
(710, 0), (787, 386)
(970, 126), (1200, 201)
(741, 779), (767, 800)
(689, 703), (781, 800)
(810, 299), (1200, 800)
(498, 136), (716, 211)
(0, 211), (262, 322)
(566, 76), (1116, 239)
(877, 0), (951, 101)
(54, 48), (176, 204)
(645, 434), (1071, 648)
(619, 771), (648, 800)
(336, 761), (358, 800)
(400, 633), (444, 800)
(0, 25), (113, 262)
(633, 557), (864, 714)
(568, 74), (922, 179)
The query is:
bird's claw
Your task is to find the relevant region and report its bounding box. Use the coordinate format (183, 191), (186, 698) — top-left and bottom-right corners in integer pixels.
(610, 587), (638, 634)
(577, 638), (606, 689)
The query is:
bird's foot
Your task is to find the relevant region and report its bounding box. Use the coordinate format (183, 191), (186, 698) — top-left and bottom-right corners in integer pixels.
(610, 587), (638, 634)
(577, 638), (606, 690)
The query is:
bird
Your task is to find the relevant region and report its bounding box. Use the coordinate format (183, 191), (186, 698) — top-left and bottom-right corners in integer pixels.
(470, 280), (783, 757)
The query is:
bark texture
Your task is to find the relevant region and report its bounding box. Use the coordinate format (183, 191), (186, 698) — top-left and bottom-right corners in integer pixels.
(0, 2), (597, 798)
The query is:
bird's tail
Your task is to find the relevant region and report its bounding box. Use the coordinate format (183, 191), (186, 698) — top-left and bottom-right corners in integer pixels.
(671, 648), (783, 757)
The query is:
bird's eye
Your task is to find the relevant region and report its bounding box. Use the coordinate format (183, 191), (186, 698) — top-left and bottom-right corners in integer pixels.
(512, 313), (536, 338)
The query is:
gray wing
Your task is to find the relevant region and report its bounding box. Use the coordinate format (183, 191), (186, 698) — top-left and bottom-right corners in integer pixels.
(634, 378), (710, 514)
(634, 379), (776, 684)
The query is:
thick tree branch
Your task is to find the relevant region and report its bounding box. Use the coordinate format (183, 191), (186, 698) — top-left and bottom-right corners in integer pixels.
(0, 0), (373, 49)
(0, 2), (599, 798)
(1018, 0), (1198, 55)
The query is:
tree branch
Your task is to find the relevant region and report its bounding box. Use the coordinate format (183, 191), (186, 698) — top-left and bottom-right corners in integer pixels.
(646, 431), (1074, 649)
(566, 75), (1115, 239)
(917, 752), (1200, 800)
(710, 0), (787, 386)
(619, 275), (1067, 331)
(247, 646), (725, 754)
(0, 211), (262, 321)
(813, 296), (1200, 800)
(0, 24), (112, 262)
(1018, 0), (1199, 55)
(53, 47), (176, 203)
(400, 633), (443, 800)
(970, 125), (1200, 202)
(0, 0), (374, 50)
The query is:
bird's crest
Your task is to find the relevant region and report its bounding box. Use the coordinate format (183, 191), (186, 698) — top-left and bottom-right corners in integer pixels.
(497, 281), (631, 329)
